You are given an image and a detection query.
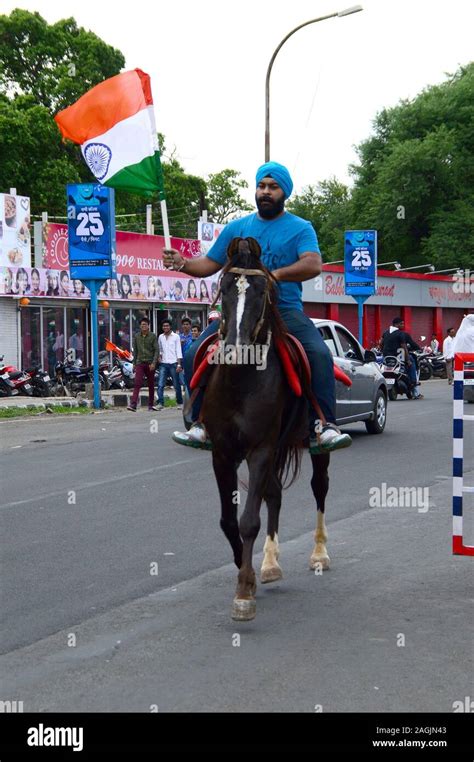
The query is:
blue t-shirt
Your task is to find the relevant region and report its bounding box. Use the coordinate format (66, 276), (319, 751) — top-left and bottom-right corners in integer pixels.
(179, 331), (193, 356)
(206, 212), (320, 311)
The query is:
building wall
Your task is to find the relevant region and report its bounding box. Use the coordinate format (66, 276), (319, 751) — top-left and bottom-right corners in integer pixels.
(303, 301), (470, 349)
(0, 298), (19, 367)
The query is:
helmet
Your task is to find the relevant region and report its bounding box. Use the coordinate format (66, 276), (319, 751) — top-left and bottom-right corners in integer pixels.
(208, 310), (220, 322)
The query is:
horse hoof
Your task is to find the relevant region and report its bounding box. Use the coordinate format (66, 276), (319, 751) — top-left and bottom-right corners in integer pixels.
(261, 566), (283, 584)
(310, 555), (330, 571)
(232, 598), (256, 621)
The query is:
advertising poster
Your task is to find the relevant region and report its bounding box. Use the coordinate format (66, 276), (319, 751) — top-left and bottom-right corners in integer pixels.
(198, 220), (225, 255)
(67, 184), (117, 281)
(0, 192), (32, 268)
(344, 229), (377, 296)
(43, 223), (201, 275)
(0, 266), (218, 304)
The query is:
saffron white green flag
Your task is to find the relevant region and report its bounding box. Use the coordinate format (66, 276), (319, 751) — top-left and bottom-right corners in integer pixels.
(55, 69), (165, 199)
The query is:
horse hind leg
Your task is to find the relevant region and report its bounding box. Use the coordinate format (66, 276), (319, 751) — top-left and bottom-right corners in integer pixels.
(309, 452), (331, 571)
(260, 473), (283, 584)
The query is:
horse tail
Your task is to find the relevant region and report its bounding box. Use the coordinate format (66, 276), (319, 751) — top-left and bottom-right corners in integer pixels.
(275, 394), (307, 489)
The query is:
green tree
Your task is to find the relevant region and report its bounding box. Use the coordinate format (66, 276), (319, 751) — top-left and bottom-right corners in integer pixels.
(350, 63), (474, 269)
(0, 9), (125, 112)
(0, 96), (83, 212)
(287, 178), (350, 261)
(0, 10), (205, 233)
(0, 10), (256, 238)
(205, 169), (253, 223)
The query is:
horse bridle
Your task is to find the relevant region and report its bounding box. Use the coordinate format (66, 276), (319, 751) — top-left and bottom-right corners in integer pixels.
(212, 266), (274, 345)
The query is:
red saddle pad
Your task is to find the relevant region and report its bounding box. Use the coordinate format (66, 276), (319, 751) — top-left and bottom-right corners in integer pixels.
(190, 331), (352, 391)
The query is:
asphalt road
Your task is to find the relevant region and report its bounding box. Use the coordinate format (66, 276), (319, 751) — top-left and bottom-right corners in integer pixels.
(1, 379), (473, 711)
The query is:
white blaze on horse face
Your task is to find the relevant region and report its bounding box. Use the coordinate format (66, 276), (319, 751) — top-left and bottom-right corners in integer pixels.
(235, 274), (250, 347)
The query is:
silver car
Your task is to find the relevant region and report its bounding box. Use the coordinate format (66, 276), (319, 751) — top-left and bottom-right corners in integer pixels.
(311, 319), (389, 434)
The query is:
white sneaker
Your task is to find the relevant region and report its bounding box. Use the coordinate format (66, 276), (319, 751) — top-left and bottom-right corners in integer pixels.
(315, 422), (352, 451)
(187, 422), (208, 443)
(156, 403), (164, 411)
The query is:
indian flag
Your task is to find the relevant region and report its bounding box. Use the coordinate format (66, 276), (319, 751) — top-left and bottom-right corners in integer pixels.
(55, 69), (164, 199)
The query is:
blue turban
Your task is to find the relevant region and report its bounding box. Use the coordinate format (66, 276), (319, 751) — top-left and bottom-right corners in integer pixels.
(256, 161), (293, 199)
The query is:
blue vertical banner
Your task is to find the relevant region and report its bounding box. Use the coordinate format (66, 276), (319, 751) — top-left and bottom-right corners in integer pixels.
(67, 184), (117, 281)
(344, 230), (377, 344)
(67, 183), (116, 409)
(344, 230), (377, 296)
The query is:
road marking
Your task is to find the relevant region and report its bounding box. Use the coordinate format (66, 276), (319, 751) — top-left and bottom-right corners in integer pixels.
(0, 458), (197, 510)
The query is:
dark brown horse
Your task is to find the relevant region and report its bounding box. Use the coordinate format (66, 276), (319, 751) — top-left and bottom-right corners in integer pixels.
(201, 237), (331, 621)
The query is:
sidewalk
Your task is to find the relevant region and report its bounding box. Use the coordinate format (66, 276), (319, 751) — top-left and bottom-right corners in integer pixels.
(0, 387), (180, 411)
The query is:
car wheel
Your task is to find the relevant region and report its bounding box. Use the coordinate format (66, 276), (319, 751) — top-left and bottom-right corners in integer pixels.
(365, 389), (387, 434)
(388, 386), (398, 401)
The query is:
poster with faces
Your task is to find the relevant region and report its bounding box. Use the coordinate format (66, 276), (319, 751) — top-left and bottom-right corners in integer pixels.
(0, 193), (32, 269)
(197, 221), (225, 255)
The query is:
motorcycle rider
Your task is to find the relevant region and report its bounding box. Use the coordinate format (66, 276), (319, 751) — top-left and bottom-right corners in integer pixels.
(381, 318), (421, 399)
(397, 321), (423, 399)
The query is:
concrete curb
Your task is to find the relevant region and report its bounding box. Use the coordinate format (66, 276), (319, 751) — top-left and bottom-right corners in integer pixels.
(0, 389), (179, 412)
(0, 398), (96, 411)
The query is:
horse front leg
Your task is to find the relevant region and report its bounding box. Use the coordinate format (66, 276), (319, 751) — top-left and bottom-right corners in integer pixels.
(309, 452), (331, 571)
(261, 472), (283, 584)
(212, 451), (242, 569)
(232, 448), (273, 621)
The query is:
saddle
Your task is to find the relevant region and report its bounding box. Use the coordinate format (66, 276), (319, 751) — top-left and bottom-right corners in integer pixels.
(190, 331), (352, 395)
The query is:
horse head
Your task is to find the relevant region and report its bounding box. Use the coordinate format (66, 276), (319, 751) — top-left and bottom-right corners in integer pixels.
(220, 237), (275, 347)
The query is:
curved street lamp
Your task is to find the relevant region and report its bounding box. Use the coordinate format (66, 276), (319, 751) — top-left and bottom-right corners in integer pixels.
(264, 6), (363, 161)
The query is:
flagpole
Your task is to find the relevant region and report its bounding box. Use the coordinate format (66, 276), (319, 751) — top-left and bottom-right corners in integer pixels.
(160, 198), (171, 249)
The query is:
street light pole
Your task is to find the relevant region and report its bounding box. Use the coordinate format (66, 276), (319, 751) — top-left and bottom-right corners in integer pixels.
(397, 264), (435, 272)
(264, 6), (363, 161)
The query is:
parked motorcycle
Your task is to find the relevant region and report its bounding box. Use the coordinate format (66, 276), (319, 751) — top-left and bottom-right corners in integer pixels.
(0, 356), (34, 396)
(0, 367), (18, 397)
(427, 353), (447, 379)
(103, 340), (135, 389)
(24, 366), (53, 397)
(54, 358), (106, 397)
(414, 350), (433, 381)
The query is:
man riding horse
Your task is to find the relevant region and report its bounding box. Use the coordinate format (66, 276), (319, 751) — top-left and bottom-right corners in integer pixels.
(164, 161), (352, 453)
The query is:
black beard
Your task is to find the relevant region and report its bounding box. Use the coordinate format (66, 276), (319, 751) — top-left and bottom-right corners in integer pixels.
(255, 194), (285, 219)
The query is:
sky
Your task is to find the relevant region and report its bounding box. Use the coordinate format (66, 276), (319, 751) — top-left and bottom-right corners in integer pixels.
(4, 0), (474, 205)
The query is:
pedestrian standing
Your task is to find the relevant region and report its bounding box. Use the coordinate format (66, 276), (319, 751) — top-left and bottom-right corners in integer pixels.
(179, 318), (193, 390)
(157, 320), (183, 410)
(443, 327), (456, 385)
(128, 317), (159, 411)
(430, 334), (439, 353)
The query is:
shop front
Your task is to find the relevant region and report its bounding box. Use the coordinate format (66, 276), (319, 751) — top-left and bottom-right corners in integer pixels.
(14, 299), (207, 372)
